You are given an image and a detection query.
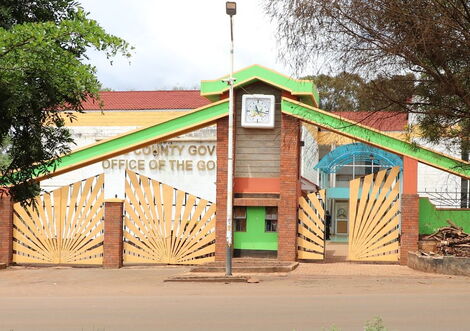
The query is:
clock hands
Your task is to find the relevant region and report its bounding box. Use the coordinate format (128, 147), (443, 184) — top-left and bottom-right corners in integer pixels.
(254, 103), (268, 115)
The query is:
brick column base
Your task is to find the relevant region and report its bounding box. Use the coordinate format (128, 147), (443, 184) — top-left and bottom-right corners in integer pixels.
(400, 194), (419, 265)
(0, 194), (13, 266)
(215, 118), (229, 262)
(278, 114), (301, 262)
(103, 199), (124, 268)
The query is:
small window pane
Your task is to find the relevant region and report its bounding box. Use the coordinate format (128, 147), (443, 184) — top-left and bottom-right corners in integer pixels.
(265, 220), (277, 232)
(233, 206), (246, 219)
(235, 219), (246, 232)
(265, 207), (278, 220)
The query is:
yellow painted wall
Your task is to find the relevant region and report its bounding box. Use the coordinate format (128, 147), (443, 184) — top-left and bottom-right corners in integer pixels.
(62, 111), (190, 127)
(317, 131), (409, 146)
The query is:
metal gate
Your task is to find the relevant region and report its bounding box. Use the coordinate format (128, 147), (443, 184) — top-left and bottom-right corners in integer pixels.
(12, 174), (105, 264)
(297, 190), (326, 260)
(348, 166), (401, 262)
(123, 170), (216, 265)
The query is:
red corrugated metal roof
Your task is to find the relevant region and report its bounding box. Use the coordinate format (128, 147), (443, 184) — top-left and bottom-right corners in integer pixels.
(82, 91), (407, 131)
(82, 90), (211, 110)
(334, 111), (408, 131)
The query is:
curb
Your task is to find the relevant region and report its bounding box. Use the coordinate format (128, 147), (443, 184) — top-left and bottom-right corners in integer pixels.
(190, 262), (298, 273)
(164, 275), (250, 283)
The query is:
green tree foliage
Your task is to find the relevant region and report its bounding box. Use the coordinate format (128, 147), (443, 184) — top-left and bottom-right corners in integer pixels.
(308, 72), (414, 111)
(0, 1), (131, 201)
(265, 0), (470, 147)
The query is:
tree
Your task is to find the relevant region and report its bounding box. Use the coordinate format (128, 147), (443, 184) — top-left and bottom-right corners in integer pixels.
(265, 0), (470, 146)
(0, 1), (131, 201)
(308, 72), (414, 111)
(266, 0), (470, 206)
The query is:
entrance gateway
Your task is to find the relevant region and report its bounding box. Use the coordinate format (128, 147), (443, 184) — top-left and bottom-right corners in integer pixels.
(2, 65), (470, 267)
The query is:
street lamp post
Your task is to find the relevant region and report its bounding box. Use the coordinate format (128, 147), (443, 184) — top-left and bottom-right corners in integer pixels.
(224, 1), (236, 276)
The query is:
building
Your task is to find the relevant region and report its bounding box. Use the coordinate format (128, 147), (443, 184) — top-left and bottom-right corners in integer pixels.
(1, 65), (469, 267)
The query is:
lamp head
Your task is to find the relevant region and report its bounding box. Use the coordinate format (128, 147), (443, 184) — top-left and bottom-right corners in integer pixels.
(226, 2), (236, 16)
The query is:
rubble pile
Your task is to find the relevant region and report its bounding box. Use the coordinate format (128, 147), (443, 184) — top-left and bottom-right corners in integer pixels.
(421, 220), (470, 258)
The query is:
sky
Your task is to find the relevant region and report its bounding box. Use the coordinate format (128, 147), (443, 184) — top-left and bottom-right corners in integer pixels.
(79, 0), (304, 91)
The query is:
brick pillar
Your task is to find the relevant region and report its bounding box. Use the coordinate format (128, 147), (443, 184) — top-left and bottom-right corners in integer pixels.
(215, 117), (229, 261)
(278, 114), (301, 261)
(103, 199), (124, 268)
(0, 193), (13, 266)
(400, 156), (419, 265)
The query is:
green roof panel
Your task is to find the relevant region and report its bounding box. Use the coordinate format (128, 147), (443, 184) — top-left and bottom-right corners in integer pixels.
(201, 64), (319, 107)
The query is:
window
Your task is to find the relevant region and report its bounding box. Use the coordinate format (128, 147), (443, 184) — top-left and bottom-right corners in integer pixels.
(233, 207), (246, 232)
(265, 207), (278, 232)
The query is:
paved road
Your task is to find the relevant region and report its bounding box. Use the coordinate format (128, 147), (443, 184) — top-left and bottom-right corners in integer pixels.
(0, 264), (469, 330)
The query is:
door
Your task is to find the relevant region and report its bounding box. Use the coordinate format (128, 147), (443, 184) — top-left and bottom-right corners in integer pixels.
(335, 201), (349, 234)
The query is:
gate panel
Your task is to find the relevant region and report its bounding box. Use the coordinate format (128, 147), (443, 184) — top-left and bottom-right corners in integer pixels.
(297, 190), (326, 260)
(13, 174), (104, 264)
(348, 166), (400, 262)
(123, 170), (215, 265)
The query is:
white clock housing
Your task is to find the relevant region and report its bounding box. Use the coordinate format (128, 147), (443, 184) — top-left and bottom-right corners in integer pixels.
(241, 94), (275, 129)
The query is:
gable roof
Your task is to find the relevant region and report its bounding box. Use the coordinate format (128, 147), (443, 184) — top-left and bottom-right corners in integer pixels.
(81, 90), (211, 110)
(200, 64), (319, 107)
(282, 97), (470, 179)
(16, 95), (470, 182)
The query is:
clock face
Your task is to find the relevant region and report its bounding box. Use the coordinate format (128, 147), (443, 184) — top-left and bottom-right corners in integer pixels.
(241, 94), (275, 128)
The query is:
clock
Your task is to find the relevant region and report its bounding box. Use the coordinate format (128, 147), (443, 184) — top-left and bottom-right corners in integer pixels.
(241, 94), (275, 128)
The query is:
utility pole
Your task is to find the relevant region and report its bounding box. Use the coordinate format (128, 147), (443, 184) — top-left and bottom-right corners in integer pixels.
(224, 1), (237, 276)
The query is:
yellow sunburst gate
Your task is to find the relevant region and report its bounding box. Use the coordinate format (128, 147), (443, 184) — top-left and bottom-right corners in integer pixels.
(123, 170), (216, 265)
(13, 174), (105, 265)
(297, 190), (326, 260)
(348, 167), (401, 262)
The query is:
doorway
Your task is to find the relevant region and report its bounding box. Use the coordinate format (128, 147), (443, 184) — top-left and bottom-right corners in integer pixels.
(334, 200), (349, 235)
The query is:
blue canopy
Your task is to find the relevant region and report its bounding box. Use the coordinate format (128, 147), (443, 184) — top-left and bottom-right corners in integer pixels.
(314, 143), (403, 174)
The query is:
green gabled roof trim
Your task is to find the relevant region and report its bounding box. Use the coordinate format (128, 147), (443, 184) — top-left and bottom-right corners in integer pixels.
(201, 64), (319, 107)
(281, 98), (470, 179)
(32, 99), (229, 181)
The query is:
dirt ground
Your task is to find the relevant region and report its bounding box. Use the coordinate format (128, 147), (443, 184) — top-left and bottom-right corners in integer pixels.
(0, 263), (469, 331)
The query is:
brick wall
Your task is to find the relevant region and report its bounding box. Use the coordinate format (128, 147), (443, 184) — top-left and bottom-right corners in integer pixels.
(400, 194), (419, 265)
(103, 199), (124, 268)
(0, 194), (13, 266)
(278, 114), (301, 261)
(215, 117), (229, 261)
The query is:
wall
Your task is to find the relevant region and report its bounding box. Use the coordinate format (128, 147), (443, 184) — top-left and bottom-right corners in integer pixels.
(41, 126), (217, 201)
(234, 81), (281, 178)
(233, 207), (278, 251)
(300, 123), (319, 185)
(414, 139), (461, 204)
(419, 197), (470, 234)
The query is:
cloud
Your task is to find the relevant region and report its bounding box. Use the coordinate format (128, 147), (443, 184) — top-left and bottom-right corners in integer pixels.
(79, 0), (293, 90)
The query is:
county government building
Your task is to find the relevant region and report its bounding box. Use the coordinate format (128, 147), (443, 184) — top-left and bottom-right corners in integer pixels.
(1, 65), (469, 267)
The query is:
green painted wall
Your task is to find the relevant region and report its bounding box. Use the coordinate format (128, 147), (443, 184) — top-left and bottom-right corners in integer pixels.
(327, 187), (349, 199)
(419, 197), (470, 234)
(234, 207), (278, 251)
